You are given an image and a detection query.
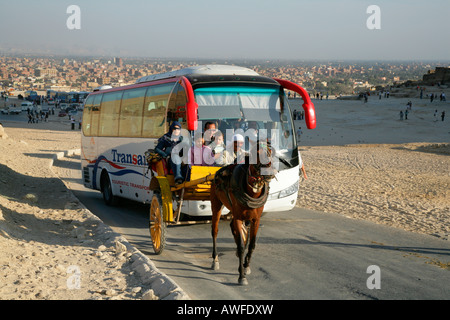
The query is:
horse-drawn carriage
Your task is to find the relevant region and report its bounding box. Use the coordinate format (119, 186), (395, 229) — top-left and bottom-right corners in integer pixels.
(145, 138), (278, 285)
(145, 149), (221, 254)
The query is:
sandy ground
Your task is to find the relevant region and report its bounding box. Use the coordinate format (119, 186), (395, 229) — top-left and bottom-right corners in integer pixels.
(0, 119), (175, 300)
(0, 89), (449, 299)
(290, 89), (450, 239)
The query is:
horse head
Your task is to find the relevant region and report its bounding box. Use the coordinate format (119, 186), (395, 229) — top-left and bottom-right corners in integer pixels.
(247, 140), (277, 193)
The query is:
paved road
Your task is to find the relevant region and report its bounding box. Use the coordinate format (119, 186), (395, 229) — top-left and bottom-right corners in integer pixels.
(53, 154), (450, 300)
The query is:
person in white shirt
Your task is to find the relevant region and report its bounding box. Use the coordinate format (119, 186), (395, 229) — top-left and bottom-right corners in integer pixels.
(221, 134), (247, 165)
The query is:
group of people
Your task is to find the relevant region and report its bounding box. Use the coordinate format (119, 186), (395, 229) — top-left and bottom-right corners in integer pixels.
(426, 92), (446, 102)
(27, 108), (50, 123)
(293, 109), (304, 120)
(434, 110), (446, 122)
(155, 121), (248, 184)
(400, 105), (446, 122)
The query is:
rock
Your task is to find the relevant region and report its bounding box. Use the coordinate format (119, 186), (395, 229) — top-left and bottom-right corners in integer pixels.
(151, 277), (177, 298)
(163, 290), (190, 300)
(92, 250), (103, 257)
(23, 193), (38, 203)
(98, 289), (117, 296)
(115, 240), (127, 254)
(142, 289), (158, 300)
(71, 226), (87, 239)
(131, 286), (142, 294)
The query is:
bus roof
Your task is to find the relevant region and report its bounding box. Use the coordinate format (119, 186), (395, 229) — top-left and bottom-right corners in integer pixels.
(136, 65), (259, 84)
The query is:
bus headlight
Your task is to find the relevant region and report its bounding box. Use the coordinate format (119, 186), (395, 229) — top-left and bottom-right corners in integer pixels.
(268, 182), (299, 200)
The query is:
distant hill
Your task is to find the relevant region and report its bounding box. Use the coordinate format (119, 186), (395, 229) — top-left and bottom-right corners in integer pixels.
(422, 67), (450, 85)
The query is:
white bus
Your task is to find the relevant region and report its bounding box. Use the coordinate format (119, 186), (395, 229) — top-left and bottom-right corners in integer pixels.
(81, 65), (316, 216)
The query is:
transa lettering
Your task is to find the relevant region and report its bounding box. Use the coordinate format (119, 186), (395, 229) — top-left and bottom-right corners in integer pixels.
(111, 149), (145, 165)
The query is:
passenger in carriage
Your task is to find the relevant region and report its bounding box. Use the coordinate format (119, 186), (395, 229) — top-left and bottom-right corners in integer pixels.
(189, 131), (215, 166)
(221, 133), (248, 165)
(208, 130), (226, 166)
(203, 121), (217, 147)
(155, 121), (186, 184)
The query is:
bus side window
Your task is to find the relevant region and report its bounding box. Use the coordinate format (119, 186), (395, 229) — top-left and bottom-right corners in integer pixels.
(142, 82), (174, 138)
(119, 88), (146, 137)
(90, 94), (103, 137)
(99, 91), (122, 136)
(167, 82), (187, 127)
(82, 95), (95, 136)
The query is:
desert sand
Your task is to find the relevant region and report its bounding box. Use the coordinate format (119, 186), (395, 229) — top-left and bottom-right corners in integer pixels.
(0, 88), (449, 299)
(0, 117), (188, 300)
(290, 89), (449, 239)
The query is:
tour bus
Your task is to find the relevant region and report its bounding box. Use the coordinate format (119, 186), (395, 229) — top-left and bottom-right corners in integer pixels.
(81, 65), (316, 216)
(47, 90), (58, 99)
(55, 92), (69, 103)
(24, 90), (38, 102)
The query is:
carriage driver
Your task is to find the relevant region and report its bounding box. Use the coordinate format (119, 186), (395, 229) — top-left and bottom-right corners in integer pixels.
(155, 121), (187, 185)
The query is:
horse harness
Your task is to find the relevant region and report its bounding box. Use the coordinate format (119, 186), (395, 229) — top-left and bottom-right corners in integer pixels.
(214, 163), (270, 209)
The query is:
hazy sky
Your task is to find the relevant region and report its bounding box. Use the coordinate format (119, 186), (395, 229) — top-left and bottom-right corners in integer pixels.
(1, 0), (449, 60)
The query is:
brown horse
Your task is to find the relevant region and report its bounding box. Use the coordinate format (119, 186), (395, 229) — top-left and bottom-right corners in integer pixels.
(210, 141), (276, 285)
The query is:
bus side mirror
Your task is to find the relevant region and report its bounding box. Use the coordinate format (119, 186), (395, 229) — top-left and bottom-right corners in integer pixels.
(273, 78), (316, 129)
(180, 76), (198, 131)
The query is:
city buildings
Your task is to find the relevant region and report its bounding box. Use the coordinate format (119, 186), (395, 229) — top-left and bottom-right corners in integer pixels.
(0, 55), (447, 96)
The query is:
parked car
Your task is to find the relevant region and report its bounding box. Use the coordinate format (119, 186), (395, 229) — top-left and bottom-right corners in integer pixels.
(60, 103), (68, 111)
(1, 105), (21, 114)
(21, 101), (33, 111)
(58, 110), (67, 117)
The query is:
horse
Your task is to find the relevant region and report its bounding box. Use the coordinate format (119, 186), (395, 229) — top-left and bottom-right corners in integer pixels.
(210, 141), (276, 285)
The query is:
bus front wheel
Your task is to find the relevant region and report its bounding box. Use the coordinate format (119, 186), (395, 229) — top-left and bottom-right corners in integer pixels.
(101, 172), (119, 206)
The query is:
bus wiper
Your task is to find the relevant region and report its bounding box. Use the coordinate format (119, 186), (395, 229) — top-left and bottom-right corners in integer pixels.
(274, 154), (293, 168)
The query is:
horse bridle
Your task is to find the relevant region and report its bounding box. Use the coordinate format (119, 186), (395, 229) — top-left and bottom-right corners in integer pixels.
(247, 142), (275, 191)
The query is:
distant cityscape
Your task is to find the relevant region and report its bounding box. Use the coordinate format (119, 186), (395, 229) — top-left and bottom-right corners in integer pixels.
(1, 55), (449, 96)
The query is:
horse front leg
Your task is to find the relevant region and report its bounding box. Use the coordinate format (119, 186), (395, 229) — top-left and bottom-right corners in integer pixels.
(210, 191), (223, 271)
(231, 218), (248, 285)
(243, 215), (261, 276)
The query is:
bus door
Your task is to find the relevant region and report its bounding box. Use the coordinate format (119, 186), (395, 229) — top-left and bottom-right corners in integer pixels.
(81, 94), (102, 189)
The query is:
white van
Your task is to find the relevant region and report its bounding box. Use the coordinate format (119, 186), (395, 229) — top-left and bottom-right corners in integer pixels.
(21, 101), (33, 111)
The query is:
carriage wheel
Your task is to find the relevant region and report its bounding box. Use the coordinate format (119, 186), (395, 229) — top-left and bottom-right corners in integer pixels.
(149, 193), (166, 255)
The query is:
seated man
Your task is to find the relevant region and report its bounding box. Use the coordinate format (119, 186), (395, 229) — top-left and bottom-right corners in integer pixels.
(221, 133), (247, 165)
(155, 121), (186, 184)
(203, 121), (217, 147)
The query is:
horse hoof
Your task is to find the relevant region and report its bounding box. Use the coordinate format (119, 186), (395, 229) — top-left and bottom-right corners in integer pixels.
(211, 261), (220, 270)
(239, 278), (248, 286)
(244, 267), (251, 275)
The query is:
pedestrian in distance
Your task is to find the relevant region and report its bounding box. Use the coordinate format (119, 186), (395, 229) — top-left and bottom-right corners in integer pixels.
(297, 126), (303, 142)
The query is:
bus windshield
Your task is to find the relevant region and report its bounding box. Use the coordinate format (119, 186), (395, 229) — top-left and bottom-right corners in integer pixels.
(195, 85), (299, 168)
